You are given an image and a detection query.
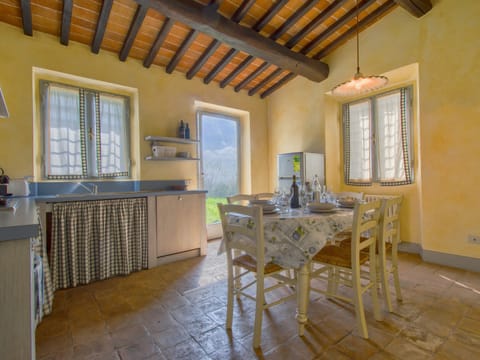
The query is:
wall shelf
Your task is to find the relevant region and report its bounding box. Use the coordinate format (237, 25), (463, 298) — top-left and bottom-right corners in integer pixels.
(144, 136), (199, 144)
(144, 156), (200, 161)
(144, 135), (200, 161)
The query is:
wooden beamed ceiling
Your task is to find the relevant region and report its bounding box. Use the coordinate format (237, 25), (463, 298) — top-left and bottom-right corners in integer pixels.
(0, 0), (432, 98)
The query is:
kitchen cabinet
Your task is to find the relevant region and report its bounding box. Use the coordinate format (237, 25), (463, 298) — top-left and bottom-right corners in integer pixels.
(144, 136), (200, 161)
(0, 238), (35, 360)
(154, 193), (207, 264)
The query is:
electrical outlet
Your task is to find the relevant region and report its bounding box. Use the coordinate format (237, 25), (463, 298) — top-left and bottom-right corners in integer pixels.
(467, 234), (480, 244)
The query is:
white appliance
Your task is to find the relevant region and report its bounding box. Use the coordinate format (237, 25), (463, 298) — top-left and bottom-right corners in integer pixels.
(9, 178), (30, 196)
(277, 152), (325, 191)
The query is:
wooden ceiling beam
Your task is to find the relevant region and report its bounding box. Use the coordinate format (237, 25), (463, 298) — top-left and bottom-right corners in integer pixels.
(300, 0), (377, 56)
(166, 29), (198, 74)
(270, 0), (318, 41)
(231, 0), (256, 23)
(92, 0), (113, 54)
(120, 4), (148, 61)
(60, 0), (73, 46)
(135, 0), (329, 82)
(394, 0), (432, 17)
(203, 48), (238, 84)
(220, 55), (254, 88)
(252, 0), (289, 32)
(234, 61), (270, 92)
(144, 17), (173, 68)
(186, 0), (252, 81)
(314, 1), (397, 59)
(260, 72), (296, 99)
(285, 0), (348, 49)
(204, 0), (287, 85)
(20, 0), (32, 36)
(186, 39), (221, 79)
(241, 0), (320, 94)
(248, 67), (283, 96)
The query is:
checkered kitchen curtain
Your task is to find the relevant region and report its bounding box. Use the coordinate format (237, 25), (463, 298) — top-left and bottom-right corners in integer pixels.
(50, 197), (148, 290)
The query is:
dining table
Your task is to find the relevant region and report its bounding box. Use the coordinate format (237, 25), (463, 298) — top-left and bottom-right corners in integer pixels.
(219, 206), (354, 335)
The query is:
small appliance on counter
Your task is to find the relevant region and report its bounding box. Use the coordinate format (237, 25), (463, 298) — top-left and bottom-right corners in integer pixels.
(9, 177), (31, 196)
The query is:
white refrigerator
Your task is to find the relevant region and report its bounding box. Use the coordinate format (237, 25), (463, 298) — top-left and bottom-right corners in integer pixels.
(277, 152), (325, 191)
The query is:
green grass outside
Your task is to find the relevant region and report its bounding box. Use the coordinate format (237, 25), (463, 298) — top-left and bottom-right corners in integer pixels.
(206, 196), (227, 224)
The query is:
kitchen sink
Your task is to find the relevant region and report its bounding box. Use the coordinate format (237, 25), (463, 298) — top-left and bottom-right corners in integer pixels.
(55, 190), (160, 198)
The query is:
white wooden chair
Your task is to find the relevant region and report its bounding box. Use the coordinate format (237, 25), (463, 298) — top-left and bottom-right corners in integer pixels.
(334, 191), (364, 200)
(226, 194), (255, 205)
(310, 200), (383, 339)
(218, 203), (296, 348)
(254, 192), (274, 200)
(367, 195), (403, 312)
(335, 195), (403, 312)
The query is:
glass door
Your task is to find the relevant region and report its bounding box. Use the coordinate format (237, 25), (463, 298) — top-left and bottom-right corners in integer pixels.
(198, 111), (240, 239)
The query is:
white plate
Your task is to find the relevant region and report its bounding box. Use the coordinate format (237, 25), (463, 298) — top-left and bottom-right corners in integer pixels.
(263, 207), (280, 214)
(309, 207), (337, 213)
(308, 203), (335, 211)
(250, 199), (274, 205)
(338, 202), (355, 208)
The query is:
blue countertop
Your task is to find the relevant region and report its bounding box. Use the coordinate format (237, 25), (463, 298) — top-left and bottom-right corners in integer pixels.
(0, 198), (39, 241)
(0, 190), (207, 242)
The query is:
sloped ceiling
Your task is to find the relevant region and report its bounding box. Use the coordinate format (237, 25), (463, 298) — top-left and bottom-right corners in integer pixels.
(0, 0), (432, 98)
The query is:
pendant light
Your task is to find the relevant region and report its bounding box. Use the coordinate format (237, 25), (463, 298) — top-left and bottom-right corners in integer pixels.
(332, 0), (388, 97)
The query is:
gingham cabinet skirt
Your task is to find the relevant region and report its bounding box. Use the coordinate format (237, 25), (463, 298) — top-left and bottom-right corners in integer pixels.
(50, 197), (148, 290)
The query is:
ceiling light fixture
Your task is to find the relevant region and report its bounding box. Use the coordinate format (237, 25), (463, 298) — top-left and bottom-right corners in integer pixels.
(331, 0), (388, 97)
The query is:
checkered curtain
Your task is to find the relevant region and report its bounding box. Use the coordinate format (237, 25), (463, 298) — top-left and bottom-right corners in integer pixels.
(33, 217), (54, 317)
(50, 198), (148, 290)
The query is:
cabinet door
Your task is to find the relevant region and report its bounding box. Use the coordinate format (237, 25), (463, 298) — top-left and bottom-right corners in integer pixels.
(156, 194), (206, 257)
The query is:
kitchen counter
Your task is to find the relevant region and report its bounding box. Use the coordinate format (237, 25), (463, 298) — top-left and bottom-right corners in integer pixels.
(34, 189), (207, 202)
(1, 190), (207, 242)
(0, 198), (39, 241)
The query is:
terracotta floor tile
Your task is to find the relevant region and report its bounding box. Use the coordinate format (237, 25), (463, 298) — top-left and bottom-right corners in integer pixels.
(151, 323), (190, 349)
(384, 337), (433, 359)
(160, 337), (209, 360)
(335, 333), (381, 359)
(436, 337), (480, 360)
(110, 324), (150, 348)
(116, 337), (160, 360)
(36, 240), (480, 359)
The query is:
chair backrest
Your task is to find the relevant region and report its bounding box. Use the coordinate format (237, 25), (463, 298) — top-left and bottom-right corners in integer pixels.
(226, 194), (256, 205)
(254, 193), (274, 200)
(351, 200), (382, 256)
(218, 203), (265, 271)
(364, 194), (403, 245)
(335, 191), (364, 200)
(379, 196), (403, 245)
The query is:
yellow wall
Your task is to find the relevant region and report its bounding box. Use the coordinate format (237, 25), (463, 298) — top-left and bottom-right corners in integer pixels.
(0, 22), (269, 192)
(268, 0), (480, 260)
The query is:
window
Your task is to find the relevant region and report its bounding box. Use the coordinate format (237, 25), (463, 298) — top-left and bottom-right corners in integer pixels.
(40, 81), (130, 179)
(343, 87), (413, 186)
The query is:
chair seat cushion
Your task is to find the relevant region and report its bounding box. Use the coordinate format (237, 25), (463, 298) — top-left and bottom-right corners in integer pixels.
(233, 254), (283, 274)
(312, 245), (369, 267)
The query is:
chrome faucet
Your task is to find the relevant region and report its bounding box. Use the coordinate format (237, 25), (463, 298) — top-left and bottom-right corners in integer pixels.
(76, 182), (98, 194)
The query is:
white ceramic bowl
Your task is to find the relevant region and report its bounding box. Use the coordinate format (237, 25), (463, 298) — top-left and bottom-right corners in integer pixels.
(308, 202), (335, 211)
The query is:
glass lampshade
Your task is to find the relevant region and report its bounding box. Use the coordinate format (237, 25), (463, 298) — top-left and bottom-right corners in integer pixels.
(332, 72), (388, 97)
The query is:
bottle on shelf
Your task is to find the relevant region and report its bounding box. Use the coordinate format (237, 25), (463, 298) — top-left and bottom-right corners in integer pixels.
(178, 120), (186, 138)
(185, 122), (190, 139)
(290, 174), (300, 209)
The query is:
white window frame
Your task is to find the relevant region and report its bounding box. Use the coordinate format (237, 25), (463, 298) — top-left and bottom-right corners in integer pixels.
(342, 86), (414, 186)
(40, 80), (131, 180)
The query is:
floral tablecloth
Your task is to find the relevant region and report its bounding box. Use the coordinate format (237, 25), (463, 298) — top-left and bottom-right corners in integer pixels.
(219, 209), (353, 269)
